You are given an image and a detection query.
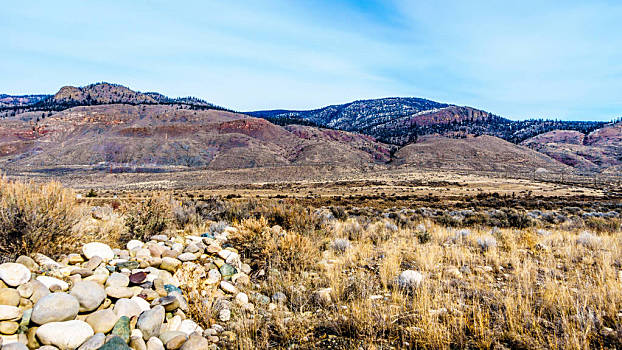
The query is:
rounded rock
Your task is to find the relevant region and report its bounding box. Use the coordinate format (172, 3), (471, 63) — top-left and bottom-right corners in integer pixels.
(77, 333), (105, 350)
(85, 309), (119, 334)
(137, 305), (165, 340)
(83, 242), (115, 261)
(70, 281), (106, 312)
(31, 293), (79, 325)
(0, 306), (23, 321)
(36, 320), (94, 349)
(0, 289), (20, 307)
(0, 263), (31, 287)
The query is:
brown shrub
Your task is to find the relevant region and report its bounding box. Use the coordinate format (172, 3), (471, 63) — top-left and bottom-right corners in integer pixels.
(122, 193), (174, 243)
(0, 176), (82, 261)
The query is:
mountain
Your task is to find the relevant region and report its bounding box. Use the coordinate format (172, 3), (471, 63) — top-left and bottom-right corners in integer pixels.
(0, 103), (391, 171)
(521, 123), (622, 172)
(0, 82), (615, 176)
(0, 94), (50, 107)
(248, 98), (605, 145)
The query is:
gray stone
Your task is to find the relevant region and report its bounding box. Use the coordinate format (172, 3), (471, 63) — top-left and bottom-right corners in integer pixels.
(137, 305), (165, 340)
(70, 281), (106, 312)
(77, 333), (105, 350)
(31, 293), (79, 325)
(106, 272), (130, 288)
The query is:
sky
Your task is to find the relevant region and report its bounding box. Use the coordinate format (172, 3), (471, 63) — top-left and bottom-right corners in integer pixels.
(1, 0), (621, 121)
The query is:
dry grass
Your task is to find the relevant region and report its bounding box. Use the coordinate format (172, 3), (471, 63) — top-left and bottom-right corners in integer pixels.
(225, 211), (622, 349)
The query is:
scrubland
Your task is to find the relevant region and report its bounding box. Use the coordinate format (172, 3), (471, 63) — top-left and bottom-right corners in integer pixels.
(1, 176), (621, 349)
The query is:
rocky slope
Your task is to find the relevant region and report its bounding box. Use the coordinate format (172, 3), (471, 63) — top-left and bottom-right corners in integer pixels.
(521, 123), (622, 172)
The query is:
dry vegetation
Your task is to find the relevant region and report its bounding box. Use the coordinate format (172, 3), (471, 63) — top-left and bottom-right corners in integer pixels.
(0, 176), (621, 349)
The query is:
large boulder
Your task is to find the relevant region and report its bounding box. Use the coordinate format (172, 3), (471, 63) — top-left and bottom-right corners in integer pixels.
(36, 320), (94, 349)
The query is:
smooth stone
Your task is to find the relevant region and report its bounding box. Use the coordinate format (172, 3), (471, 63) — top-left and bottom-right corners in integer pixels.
(31, 293), (79, 325)
(114, 299), (142, 319)
(218, 264), (236, 278)
(0, 321), (19, 335)
(36, 320), (94, 349)
(163, 285), (182, 295)
(83, 257), (103, 271)
(219, 281), (237, 295)
(137, 306), (165, 340)
(117, 261), (140, 270)
(180, 334), (209, 350)
(130, 296), (151, 312)
(99, 335), (131, 350)
(131, 329), (143, 339)
(16, 284), (33, 299)
(70, 281), (106, 312)
(129, 272), (148, 285)
(106, 287), (134, 299)
(127, 241), (144, 251)
(85, 309), (118, 334)
(176, 253), (196, 262)
(130, 336), (147, 350)
(167, 292), (188, 312)
(32, 254), (60, 268)
(153, 296), (179, 312)
(68, 254), (85, 265)
(235, 293), (248, 305)
(82, 242), (115, 261)
(165, 335), (187, 350)
(178, 320), (199, 336)
(158, 331), (185, 345)
(0, 264), (31, 287)
(0, 306), (22, 321)
(159, 258), (181, 273)
(29, 280), (50, 304)
(111, 316), (131, 343)
(0, 289), (20, 307)
(2, 343), (28, 350)
(106, 273), (130, 288)
(77, 333), (105, 350)
(146, 337), (164, 350)
(36, 276), (69, 292)
(15, 256), (38, 272)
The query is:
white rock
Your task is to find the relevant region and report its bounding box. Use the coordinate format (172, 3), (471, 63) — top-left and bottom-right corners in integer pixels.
(130, 296), (152, 312)
(218, 309), (230, 322)
(0, 263), (31, 287)
(36, 276), (69, 291)
(36, 320), (94, 349)
(219, 281), (237, 294)
(114, 298), (142, 318)
(0, 306), (22, 321)
(131, 328), (144, 339)
(127, 240), (145, 251)
(235, 292), (248, 305)
(82, 242), (114, 261)
(146, 337), (165, 350)
(177, 253), (196, 262)
(178, 319), (199, 336)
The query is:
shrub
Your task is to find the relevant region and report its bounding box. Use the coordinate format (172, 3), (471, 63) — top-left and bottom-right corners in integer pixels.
(477, 235), (498, 251)
(230, 216), (319, 273)
(576, 231), (601, 249)
(123, 193), (174, 242)
(0, 177), (82, 261)
(331, 238), (351, 253)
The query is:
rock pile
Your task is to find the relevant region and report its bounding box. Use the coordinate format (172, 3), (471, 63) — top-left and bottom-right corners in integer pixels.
(0, 224), (253, 350)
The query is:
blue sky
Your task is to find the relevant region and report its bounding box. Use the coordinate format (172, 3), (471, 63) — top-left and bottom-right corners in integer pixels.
(1, 0), (621, 121)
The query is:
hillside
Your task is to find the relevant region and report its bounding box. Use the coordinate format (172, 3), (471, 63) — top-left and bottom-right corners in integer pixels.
(249, 99), (605, 145)
(522, 123), (622, 172)
(0, 103), (391, 171)
(393, 135), (572, 174)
